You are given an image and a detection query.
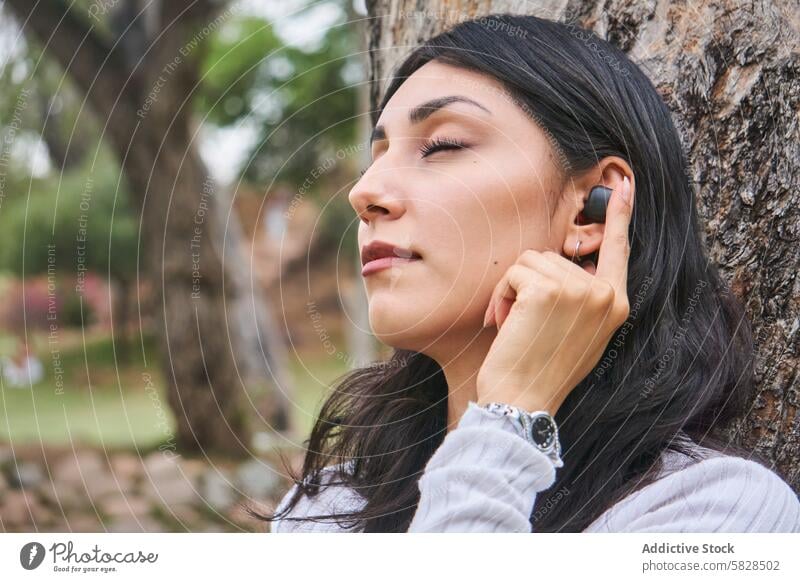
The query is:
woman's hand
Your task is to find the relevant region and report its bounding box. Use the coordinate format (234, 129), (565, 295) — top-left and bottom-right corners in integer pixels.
(476, 176), (634, 415)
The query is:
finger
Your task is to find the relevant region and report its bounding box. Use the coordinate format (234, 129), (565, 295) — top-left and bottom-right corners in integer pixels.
(538, 249), (596, 282)
(519, 250), (567, 277)
(493, 264), (538, 329)
(487, 264), (524, 329)
(483, 264), (519, 327)
(484, 251), (573, 328)
(483, 285), (499, 328)
(595, 175), (634, 294)
(483, 278), (502, 327)
(483, 294), (496, 327)
(519, 251), (582, 305)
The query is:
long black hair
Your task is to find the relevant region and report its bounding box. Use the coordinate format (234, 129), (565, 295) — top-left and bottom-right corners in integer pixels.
(256, 13), (758, 532)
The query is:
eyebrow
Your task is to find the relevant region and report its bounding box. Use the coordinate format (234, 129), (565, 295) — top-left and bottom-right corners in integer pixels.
(370, 95), (492, 146)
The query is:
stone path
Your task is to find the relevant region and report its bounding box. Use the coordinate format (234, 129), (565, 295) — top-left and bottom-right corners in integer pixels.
(0, 444), (302, 532)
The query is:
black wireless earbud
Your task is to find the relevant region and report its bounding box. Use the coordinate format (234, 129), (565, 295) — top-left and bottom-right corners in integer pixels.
(582, 185), (613, 223)
(572, 184), (614, 266)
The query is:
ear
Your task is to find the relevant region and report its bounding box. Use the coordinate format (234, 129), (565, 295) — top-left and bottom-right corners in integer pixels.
(560, 156), (634, 265)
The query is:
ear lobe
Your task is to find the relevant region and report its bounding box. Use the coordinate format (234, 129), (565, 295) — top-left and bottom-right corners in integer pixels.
(563, 222), (605, 263)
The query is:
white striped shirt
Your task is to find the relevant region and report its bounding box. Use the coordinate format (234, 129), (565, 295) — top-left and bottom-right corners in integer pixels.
(271, 402), (800, 532)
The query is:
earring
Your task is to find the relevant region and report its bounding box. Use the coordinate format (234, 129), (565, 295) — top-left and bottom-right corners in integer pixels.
(572, 239), (582, 262)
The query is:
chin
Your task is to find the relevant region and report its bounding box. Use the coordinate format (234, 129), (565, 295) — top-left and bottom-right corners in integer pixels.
(368, 300), (428, 349)
(369, 301), (464, 354)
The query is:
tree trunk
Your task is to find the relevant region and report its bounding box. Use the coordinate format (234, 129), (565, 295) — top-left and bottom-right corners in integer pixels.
(109, 278), (131, 364)
(7, 0), (292, 456)
(112, 1), (293, 454)
(365, 0), (800, 490)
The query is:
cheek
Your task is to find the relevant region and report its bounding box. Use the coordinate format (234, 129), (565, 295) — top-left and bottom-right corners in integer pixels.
(364, 162), (553, 339)
(431, 174), (539, 272)
(404, 187), (516, 324)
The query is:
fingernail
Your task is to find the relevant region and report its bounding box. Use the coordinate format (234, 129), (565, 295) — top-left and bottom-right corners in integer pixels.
(621, 176), (632, 203)
(482, 310), (491, 327)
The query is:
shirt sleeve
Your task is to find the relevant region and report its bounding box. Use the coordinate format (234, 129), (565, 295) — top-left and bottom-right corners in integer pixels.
(407, 401), (560, 532)
(585, 455), (800, 532)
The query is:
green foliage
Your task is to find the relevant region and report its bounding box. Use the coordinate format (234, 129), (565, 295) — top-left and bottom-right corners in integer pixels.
(0, 145), (138, 282)
(317, 194), (359, 259)
(61, 290), (94, 327)
(197, 16), (286, 125)
(197, 3), (363, 190)
(0, 0), (364, 276)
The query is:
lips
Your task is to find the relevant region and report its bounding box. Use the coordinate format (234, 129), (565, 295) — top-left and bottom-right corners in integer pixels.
(361, 240), (422, 276)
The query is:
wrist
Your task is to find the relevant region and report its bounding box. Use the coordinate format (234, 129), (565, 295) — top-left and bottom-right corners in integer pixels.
(475, 393), (563, 416)
(478, 401), (564, 468)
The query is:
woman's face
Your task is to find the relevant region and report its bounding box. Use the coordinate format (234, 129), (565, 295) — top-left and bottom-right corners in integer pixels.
(349, 60), (572, 351)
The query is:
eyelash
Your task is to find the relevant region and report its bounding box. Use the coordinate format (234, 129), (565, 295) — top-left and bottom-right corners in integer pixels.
(359, 136), (468, 176)
(419, 136), (468, 158)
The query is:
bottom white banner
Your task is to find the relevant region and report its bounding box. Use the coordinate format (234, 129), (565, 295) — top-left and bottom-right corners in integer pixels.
(0, 533), (797, 581)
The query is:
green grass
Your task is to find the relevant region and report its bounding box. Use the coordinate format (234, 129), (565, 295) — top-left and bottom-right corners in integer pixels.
(0, 379), (169, 449)
(287, 347), (353, 436)
(0, 331), (170, 450)
(0, 328), (355, 449)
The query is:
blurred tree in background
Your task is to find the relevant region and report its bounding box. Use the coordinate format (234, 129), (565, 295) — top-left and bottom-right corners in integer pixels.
(196, 4), (363, 257)
(1, 0), (365, 456)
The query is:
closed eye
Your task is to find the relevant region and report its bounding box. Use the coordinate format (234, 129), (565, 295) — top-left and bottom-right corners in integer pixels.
(359, 136), (470, 177)
(419, 136), (468, 158)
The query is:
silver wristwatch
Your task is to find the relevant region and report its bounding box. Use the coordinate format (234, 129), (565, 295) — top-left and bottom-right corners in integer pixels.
(482, 402), (564, 468)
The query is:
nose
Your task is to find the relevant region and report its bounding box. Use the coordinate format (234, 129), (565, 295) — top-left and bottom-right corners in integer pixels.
(348, 166), (407, 224)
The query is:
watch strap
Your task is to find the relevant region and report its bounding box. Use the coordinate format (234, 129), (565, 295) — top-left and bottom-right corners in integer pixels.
(482, 402), (564, 468)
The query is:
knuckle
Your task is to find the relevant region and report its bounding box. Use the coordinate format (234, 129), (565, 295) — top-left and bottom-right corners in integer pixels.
(537, 280), (560, 302)
(518, 249), (540, 264)
(593, 280), (616, 305)
(543, 250), (561, 261)
(570, 282), (591, 302)
(588, 291), (612, 313)
(509, 264), (527, 278)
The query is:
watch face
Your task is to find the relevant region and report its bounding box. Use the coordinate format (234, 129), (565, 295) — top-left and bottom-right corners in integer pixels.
(531, 415), (556, 448)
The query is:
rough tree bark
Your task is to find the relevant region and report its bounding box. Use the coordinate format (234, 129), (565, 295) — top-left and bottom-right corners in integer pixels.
(7, 0), (292, 456)
(365, 0), (800, 490)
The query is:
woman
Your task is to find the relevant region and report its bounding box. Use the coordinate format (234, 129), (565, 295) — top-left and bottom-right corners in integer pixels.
(261, 13), (800, 532)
